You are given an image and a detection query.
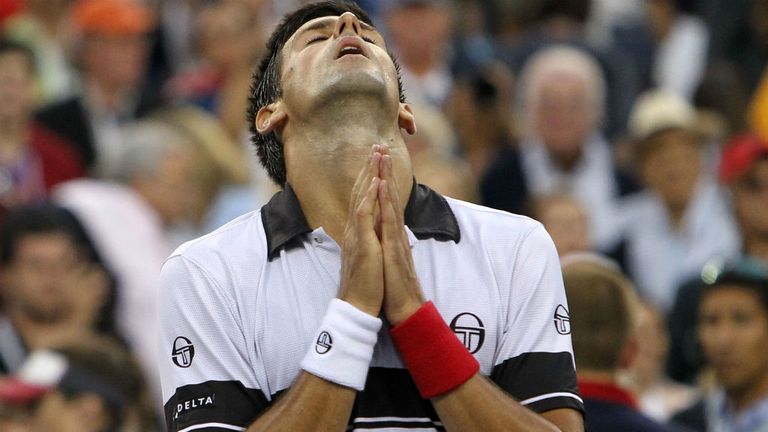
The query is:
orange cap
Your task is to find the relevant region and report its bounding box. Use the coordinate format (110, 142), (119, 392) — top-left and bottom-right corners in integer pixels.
(73, 0), (154, 36)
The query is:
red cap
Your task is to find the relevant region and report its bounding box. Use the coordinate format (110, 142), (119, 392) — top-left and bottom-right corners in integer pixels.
(0, 378), (51, 405)
(719, 134), (768, 183)
(0, 351), (67, 405)
(73, 0), (154, 36)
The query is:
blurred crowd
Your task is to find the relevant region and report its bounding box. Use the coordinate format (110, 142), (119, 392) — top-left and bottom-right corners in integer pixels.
(0, 0), (766, 430)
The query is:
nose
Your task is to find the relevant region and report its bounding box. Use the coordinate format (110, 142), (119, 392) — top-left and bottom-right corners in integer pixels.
(333, 12), (363, 37)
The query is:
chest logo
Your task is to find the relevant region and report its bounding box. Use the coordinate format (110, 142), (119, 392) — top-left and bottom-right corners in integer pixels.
(315, 331), (333, 354)
(172, 336), (195, 368)
(554, 305), (571, 335)
(450, 312), (485, 354)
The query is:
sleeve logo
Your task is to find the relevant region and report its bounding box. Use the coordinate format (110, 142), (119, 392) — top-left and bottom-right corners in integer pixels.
(172, 336), (195, 368)
(449, 312), (485, 354)
(554, 305), (571, 335)
(315, 331), (333, 354)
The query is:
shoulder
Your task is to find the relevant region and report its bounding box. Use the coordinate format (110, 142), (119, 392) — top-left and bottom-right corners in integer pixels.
(167, 210), (268, 282)
(446, 197), (548, 246)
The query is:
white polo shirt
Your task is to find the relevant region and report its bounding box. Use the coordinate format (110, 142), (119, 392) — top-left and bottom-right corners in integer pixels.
(158, 183), (583, 431)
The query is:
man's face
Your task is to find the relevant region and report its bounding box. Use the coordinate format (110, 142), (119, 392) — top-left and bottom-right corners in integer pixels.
(2, 233), (81, 322)
(699, 285), (768, 395)
(640, 129), (701, 210)
(533, 72), (595, 159)
(81, 34), (149, 93)
(0, 52), (34, 124)
(732, 158), (768, 238)
(277, 12), (400, 119)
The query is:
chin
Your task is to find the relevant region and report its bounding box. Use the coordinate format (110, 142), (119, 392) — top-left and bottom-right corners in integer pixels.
(324, 69), (393, 100)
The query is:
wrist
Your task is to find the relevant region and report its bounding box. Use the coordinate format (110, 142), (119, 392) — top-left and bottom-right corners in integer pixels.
(301, 299), (382, 390)
(339, 295), (381, 318)
(386, 299), (423, 325)
(390, 301), (479, 399)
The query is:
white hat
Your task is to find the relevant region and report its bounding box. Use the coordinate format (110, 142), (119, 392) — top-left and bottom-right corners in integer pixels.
(628, 89), (696, 140)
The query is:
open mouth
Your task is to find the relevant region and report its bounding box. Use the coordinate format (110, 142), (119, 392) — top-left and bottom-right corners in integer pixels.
(338, 46), (364, 57)
(336, 38), (367, 59)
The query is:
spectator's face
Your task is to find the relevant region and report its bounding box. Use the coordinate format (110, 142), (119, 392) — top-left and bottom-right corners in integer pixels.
(640, 129), (701, 210)
(385, 5), (452, 63)
(2, 233), (80, 322)
(34, 391), (109, 432)
(197, 2), (264, 69)
(699, 286), (768, 394)
(133, 148), (200, 225)
(533, 73), (595, 159)
(732, 158), (768, 238)
(535, 198), (590, 256)
(80, 34), (149, 93)
(0, 52), (34, 124)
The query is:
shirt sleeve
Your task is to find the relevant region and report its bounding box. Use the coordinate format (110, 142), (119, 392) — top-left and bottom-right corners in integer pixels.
(489, 224), (584, 414)
(158, 254), (268, 431)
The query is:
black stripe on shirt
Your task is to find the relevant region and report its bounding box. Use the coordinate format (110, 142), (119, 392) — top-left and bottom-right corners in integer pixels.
(490, 351), (583, 413)
(164, 380), (271, 431)
(349, 419), (446, 431)
(353, 367), (439, 421)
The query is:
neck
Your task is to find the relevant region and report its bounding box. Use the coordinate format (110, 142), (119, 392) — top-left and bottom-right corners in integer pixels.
(578, 370), (618, 385)
(744, 235), (768, 262)
(728, 370), (768, 413)
(284, 100), (412, 242)
(85, 78), (128, 111)
(0, 120), (27, 160)
(666, 202), (688, 229)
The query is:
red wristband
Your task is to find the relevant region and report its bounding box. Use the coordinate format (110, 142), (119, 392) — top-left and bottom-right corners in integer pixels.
(389, 301), (479, 399)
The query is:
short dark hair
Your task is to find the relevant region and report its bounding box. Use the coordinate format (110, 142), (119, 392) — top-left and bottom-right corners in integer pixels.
(0, 204), (84, 266)
(0, 37), (36, 73)
(246, 1), (405, 186)
(699, 258), (768, 313)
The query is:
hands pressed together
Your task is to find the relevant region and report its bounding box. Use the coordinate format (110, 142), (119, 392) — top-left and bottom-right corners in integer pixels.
(339, 144), (424, 324)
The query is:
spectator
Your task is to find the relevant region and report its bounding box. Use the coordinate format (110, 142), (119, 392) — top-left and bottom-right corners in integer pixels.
(382, 0), (455, 107)
(561, 254), (686, 431)
(530, 195), (591, 257)
(447, 62), (516, 180)
(646, 0), (709, 100)
(164, 0), (267, 141)
(0, 204), (114, 374)
(0, 39), (84, 215)
(2, 0), (78, 106)
(672, 258), (768, 432)
(482, 45), (638, 250)
(668, 134), (768, 384)
(52, 118), (220, 408)
(626, 302), (696, 422)
(497, 0), (641, 138)
(0, 337), (157, 431)
(35, 0), (159, 178)
(618, 89), (740, 312)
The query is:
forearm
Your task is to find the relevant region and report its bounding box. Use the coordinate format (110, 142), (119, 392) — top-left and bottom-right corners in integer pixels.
(432, 374), (583, 432)
(248, 372), (355, 432)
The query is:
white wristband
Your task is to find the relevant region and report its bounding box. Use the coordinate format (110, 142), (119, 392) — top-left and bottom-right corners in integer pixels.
(301, 299), (382, 390)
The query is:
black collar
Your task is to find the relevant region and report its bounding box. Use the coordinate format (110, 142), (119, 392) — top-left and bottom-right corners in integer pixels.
(262, 182), (461, 260)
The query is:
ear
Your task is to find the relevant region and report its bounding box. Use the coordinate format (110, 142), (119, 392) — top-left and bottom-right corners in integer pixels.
(618, 333), (639, 369)
(398, 103), (417, 135)
(255, 102), (288, 135)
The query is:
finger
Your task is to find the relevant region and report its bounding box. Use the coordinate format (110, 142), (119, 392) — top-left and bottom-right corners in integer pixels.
(379, 179), (401, 244)
(350, 148), (382, 214)
(381, 155), (405, 225)
(356, 176), (380, 230)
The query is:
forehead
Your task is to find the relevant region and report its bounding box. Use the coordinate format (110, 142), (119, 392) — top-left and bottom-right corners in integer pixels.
(701, 285), (764, 309)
